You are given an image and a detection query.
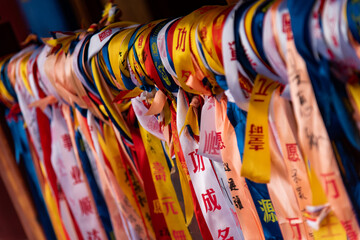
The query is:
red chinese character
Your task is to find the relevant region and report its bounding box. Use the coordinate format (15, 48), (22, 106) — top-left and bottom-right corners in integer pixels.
(87, 228), (101, 240)
(204, 131), (223, 155)
(161, 197), (178, 215)
(181, 70), (191, 79)
(202, 188), (221, 212)
(98, 29), (112, 42)
(176, 28), (187, 52)
(61, 134), (72, 151)
(287, 218), (302, 240)
(286, 144), (300, 162)
(282, 13), (293, 40)
(218, 227), (234, 240)
(188, 149), (205, 173)
(200, 26), (207, 41)
(57, 158), (67, 177)
(228, 41), (236, 61)
(248, 124), (265, 151)
(341, 220), (357, 240)
(70, 166), (82, 185)
(244, 48), (257, 67)
(320, 172), (339, 199)
(326, 16), (339, 47)
(79, 196), (93, 216)
(153, 162), (166, 181)
(254, 78), (277, 100)
(172, 230), (186, 240)
(216, 132), (225, 149)
(138, 35), (144, 48)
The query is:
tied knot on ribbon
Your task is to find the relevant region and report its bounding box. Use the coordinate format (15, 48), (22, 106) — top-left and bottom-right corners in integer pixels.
(190, 95), (201, 108)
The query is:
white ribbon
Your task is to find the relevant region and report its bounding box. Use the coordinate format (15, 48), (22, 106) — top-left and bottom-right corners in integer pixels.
(51, 106), (106, 240)
(177, 89), (244, 240)
(157, 18), (180, 78)
(222, 2), (250, 111)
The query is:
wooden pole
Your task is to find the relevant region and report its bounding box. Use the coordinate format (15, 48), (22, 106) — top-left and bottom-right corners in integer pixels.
(0, 124), (46, 240)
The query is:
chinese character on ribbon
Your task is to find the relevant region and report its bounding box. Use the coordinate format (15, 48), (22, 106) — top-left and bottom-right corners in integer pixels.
(282, 13), (293, 40)
(172, 230), (186, 240)
(57, 158), (67, 177)
(204, 131), (220, 155)
(153, 199), (162, 214)
(176, 28), (187, 52)
(223, 162), (231, 172)
(188, 149), (205, 173)
(70, 166), (82, 185)
(216, 132), (225, 149)
(138, 195), (147, 207)
(320, 172), (340, 199)
(134, 224), (143, 235)
(79, 196), (93, 216)
(228, 41), (236, 61)
(248, 124), (265, 151)
(233, 195), (243, 210)
(218, 227), (234, 240)
(286, 143), (301, 162)
(202, 188), (221, 212)
(162, 196), (178, 215)
(320, 213), (342, 238)
(228, 178), (239, 191)
(200, 26), (207, 41)
(203, 131), (226, 155)
(152, 162), (166, 181)
(160, 227), (170, 237)
(287, 218), (302, 240)
(258, 199), (277, 223)
(87, 229), (101, 240)
(341, 220), (357, 240)
(61, 134), (72, 151)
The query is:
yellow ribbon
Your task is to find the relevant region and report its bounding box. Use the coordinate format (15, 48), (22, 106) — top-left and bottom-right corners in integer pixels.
(39, 160), (69, 240)
(305, 159), (347, 239)
(139, 124), (192, 240)
(172, 6), (217, 94)
(97, 123), (155, 238)
(91, 57), (132, 139)
(190, 6), (225, 94)
(19, 52), (34, 96)
(347, 82), (360, 113)
(242, 75), (279, 183)
(0, 56), (15, 105)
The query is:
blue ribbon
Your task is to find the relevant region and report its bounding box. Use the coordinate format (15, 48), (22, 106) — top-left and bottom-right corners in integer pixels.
(164, 20), (178, 75)
(90, 53), (132, 143)
(149, 19), (179, 93)
(347, 0), (360, 44)
(1, 59), (17, 100)
(78, 34), (101, 97)
(6, 114), (56, 240)
(251, 0), (274, 68)
(234, 2), (257, 81)
(101, 39), (124, 91)
(75, 130), (114, 240)
(118, 25), (144, 90)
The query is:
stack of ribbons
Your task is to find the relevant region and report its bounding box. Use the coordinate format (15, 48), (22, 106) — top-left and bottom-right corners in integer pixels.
(2, 0), (360, 239)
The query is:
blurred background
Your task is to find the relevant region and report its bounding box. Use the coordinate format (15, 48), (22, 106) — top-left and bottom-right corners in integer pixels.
(0, 0), (228, 56)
